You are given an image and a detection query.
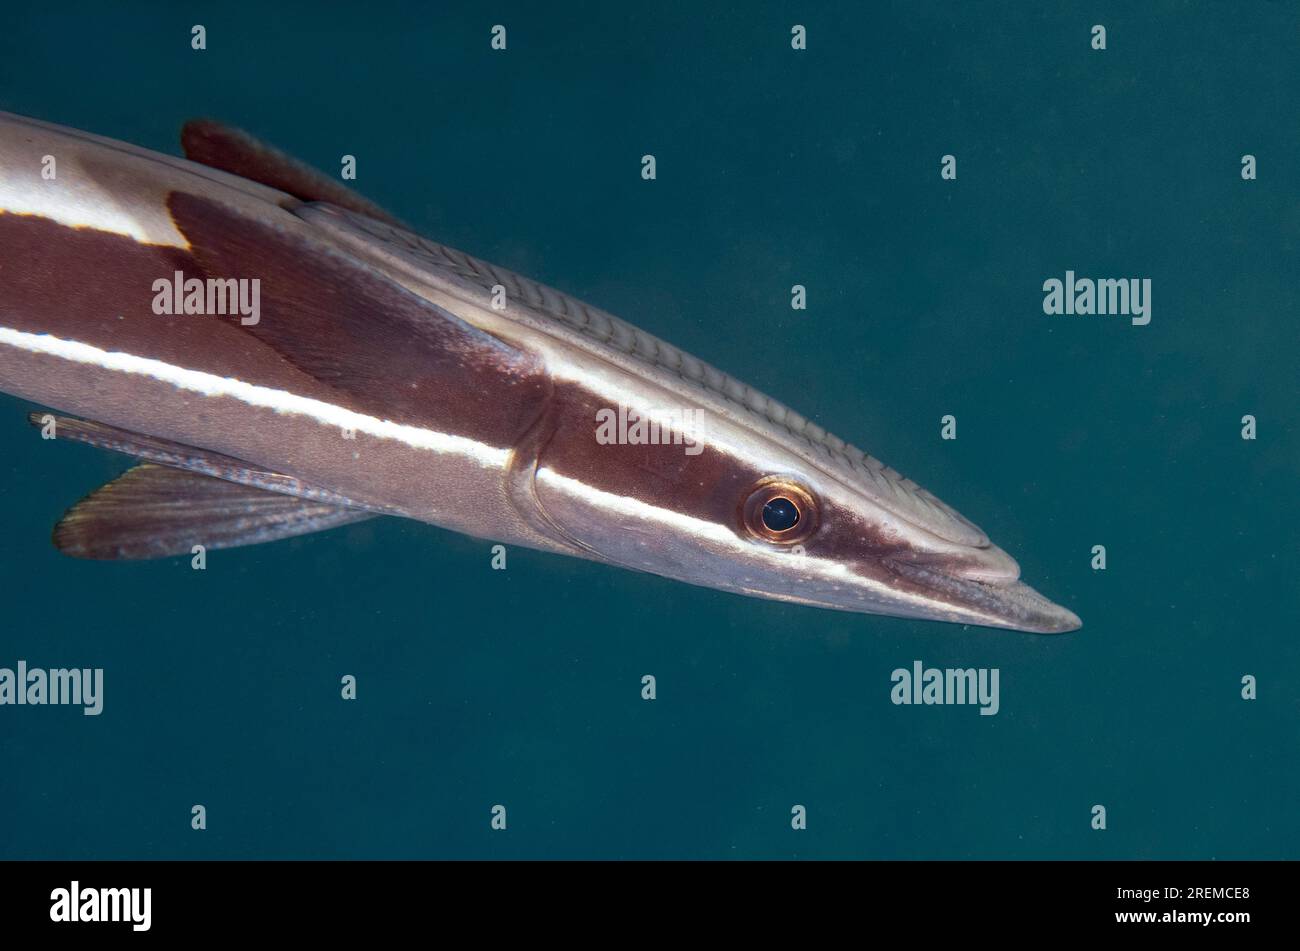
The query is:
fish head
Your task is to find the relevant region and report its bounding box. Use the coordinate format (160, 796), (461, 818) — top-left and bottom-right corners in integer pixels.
(530, 375), (1082, 634)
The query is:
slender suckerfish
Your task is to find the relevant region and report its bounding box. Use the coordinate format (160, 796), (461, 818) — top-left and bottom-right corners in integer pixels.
(0, 111), (1080, 633)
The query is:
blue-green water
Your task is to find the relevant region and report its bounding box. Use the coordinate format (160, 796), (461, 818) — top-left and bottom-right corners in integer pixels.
(1, 1), (1296, 859)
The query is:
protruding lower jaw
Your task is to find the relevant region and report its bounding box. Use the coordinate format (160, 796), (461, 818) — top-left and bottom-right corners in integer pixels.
(884, 559), (1082, 634)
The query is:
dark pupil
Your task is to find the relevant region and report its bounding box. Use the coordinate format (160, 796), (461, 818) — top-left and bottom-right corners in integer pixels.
(761, 497), (800, 532)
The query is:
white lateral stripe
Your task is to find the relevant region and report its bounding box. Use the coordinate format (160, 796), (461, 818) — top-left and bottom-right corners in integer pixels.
(537, 467), (739, 546)
(535, 468), (928, 607)
(0, 327), (509, 466)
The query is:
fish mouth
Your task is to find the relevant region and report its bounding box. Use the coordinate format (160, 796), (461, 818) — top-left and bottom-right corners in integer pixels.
(883, 558), (1083, 634)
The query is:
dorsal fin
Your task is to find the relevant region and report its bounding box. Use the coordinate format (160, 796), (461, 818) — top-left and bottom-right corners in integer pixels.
(180, 118), (403, 226)
(53, 464), (373, 560)
(165, 191), (550, 447)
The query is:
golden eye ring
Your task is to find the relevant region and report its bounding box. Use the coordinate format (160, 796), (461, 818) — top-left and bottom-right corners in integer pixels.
(741, 478), (818, 545)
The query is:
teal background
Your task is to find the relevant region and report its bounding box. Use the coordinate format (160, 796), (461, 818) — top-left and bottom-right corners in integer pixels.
(0, 1), (1296, 859)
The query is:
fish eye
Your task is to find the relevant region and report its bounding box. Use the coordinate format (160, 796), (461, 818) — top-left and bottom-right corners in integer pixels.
(762, 497), (800, 532)
(742, 479), (817, 544)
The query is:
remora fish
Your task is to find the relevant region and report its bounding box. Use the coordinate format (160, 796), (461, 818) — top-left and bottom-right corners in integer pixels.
(0, 111), (1081, 633)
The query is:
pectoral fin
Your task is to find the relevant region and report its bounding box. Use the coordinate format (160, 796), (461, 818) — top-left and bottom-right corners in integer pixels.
(29, 412), (385, 559)
(54, 464), (373, 560)
(28, 412), (392, 512)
